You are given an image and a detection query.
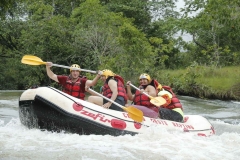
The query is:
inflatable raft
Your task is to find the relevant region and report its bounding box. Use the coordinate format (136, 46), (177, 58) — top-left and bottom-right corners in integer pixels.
(19, 87), (215, 136)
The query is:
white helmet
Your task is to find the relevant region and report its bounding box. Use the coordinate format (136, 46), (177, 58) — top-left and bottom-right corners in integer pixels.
(70, 64), (81, 72)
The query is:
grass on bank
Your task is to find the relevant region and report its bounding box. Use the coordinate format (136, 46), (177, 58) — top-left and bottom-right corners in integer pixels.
(158, 65), (240, 100)
(199, 66), (239, 91)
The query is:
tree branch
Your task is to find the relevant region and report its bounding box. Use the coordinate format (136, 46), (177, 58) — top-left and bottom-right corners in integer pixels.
(192, 32), (208, 50)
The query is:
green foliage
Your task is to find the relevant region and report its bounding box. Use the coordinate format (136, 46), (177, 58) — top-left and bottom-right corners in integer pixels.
(0, 0), (27, 20)
(101, 0), (152, 31)
(164, 61), (202, 92)
(146, 17), (183, 69)
(0, 0), (240, 102)
(180, 0), (240, 66)
(15, 3), (77, 88)
(116, 22), (156, 82)
(71, 0), (126, 70)
(71, 0), (160, 83)
(27, 1), (54, 21)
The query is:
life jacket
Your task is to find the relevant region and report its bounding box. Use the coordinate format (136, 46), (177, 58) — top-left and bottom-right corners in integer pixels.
(133, 79), (160, 113)
(149, 79), (161, 94)
(152, 79), (160, 91)
(102, 76), (128, 104)
(63, 76), (86, 100)
(161, 86), (183, 110)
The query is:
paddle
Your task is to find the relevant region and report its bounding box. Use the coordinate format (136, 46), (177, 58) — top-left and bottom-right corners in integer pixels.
(88, 88), (143, 123)
(129, 83), (166, 107)
(21, 55), (97, 74)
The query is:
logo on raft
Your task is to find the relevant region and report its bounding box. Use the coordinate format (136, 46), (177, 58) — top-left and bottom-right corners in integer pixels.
(72, 102), (142, 130)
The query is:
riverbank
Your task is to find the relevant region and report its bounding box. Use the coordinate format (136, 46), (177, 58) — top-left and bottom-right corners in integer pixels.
(159, 65), (240, 101)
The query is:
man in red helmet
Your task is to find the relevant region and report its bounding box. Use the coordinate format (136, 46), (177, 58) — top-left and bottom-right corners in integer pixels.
(46, 62), (101, 100)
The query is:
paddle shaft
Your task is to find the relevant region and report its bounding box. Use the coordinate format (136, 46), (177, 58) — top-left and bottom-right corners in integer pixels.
(51, 64), (97, 74)
(129, 83), (167, 107)
(89, 88), (123, 109)
(129, 83), (154, 98)
(21, 55), (97, 74)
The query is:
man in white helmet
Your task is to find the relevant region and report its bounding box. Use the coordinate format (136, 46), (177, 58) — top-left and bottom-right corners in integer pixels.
(126, 73), (159, 113)
(46, 62), (101, 100)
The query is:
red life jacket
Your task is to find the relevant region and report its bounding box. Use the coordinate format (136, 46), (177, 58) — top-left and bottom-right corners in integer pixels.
(133, 80), (160, 113)
(63, 76), (86, 100)
(149, 79), (160, 94)
(162, 86), (183, 110)
(102, 76), (127, 104)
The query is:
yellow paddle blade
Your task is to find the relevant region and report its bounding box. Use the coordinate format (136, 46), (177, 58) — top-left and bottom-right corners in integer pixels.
(123, 106), (144, 122)
(150, 97), (166, 107)
(21, 55), (46, 65)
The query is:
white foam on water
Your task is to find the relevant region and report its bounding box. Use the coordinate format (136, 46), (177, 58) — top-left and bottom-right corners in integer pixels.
(232, 101), (240, 104)
(0, 99), (19, 108)
(0, 118), (239, 160)
(1, 92), (239, 160)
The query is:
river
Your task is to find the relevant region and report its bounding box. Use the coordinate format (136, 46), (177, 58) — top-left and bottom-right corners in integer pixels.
(0, 90), (240, 160)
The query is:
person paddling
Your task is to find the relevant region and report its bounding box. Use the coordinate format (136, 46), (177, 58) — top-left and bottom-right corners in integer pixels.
(46, 62), (101, 100)
(86, 69), (127, 111)
(126, 73), (160, 114)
